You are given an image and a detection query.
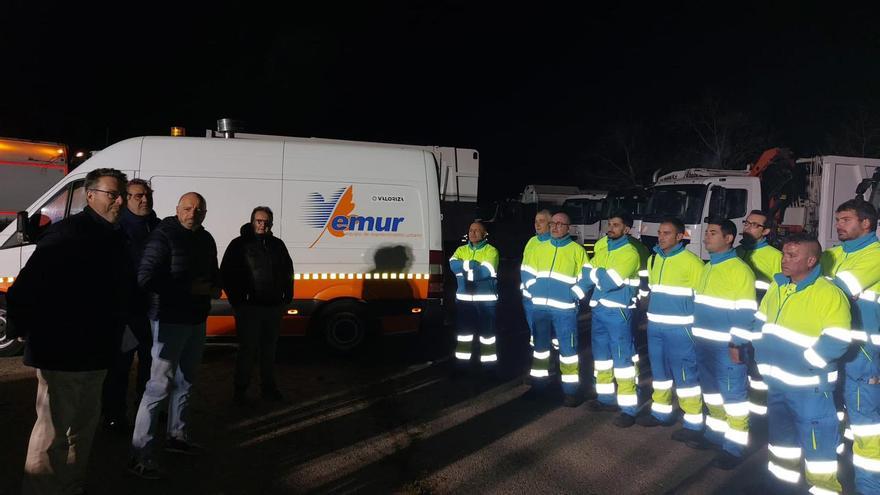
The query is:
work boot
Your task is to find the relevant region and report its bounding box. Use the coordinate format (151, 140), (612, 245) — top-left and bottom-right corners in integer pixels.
(233, 388), (248, 406)
(685, 436), (716, 451)
(262, 387), (285, 402)
(562, 394), (583, 408)
(670, 428), (702, 443)
(636, 414), (675, 427)
(585, 399), (619, 413)
(613, 413), (636, 428)
(711, 451), (743, 470)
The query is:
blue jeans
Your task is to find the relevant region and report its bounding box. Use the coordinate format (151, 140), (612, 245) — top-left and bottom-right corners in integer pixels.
(131, 321), (206, 461)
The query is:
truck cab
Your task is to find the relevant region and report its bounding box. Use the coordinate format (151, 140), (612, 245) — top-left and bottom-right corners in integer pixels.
(639, 169), (761, 260)
(562, 190), (607, 255)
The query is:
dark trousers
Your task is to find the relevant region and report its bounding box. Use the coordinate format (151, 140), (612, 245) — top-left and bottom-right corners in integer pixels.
(102, 315), (152, 419)
(234, 305), (282, 392)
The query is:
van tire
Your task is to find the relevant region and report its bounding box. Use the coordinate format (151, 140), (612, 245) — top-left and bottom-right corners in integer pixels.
(0, 304), (24, 357)
(320, 301), (367, 354)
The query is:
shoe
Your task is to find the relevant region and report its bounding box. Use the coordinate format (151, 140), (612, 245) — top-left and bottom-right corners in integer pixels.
(585, 399), (619, 413)
(670, 428), (702, 443)
(685, 436), (715, 451)
(127, 458), (160, 480)
(262, 388), (285, 402)
(636, 414), (675, 427)
(711, 451), (743, 470)
(164, 438), (202, 456)
(613, 413), (636, 428)
(562, 394), (583, 408)
(103, 416), (130, 434)
(521, 387), (545, 402)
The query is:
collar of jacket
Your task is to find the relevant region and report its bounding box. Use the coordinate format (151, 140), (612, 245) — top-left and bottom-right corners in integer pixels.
(773, 263), (821, 292)
(537, 232), (551, 242)
(842, 232), (878, 253)
(654, 242), (686, 258)
(239, 222), (275, 240)
(709, 248), (737, 264)
(84, 205), (120, 231)
(550, 236), (573, 247)
(468, 239), (488, 250)
(120, 207), (157, 226)
(741, 238), (769, 251)
(607, 235), (628, 251)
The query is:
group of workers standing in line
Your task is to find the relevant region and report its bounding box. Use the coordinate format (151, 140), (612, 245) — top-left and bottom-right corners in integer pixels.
(449, 200), (880, 495)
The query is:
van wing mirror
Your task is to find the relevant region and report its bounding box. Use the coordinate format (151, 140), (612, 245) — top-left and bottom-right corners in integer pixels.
(15, 211), (31, 243)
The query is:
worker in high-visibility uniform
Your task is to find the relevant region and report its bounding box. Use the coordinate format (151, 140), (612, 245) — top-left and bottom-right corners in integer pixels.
(739, 234), (851, 495)
(636, 217), (706, 441)
(821, 199), (880, 495)
(521, 209), (552, 349)
(524, 212), (590, 406)
(689, 218), (756, 470)
(449, 221), (500, 368)
(582, 211), (642, 427)
(736, 209), (782, 418)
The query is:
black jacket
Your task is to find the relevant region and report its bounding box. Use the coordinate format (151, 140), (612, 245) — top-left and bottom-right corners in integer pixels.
(118, 208), (160, 315)
(6, 207), (134, 371)
(221, 223), (294, 307)
(138, 216), (220, 324)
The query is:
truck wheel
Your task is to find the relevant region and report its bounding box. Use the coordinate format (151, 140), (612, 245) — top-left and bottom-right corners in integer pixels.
(0, 306), (24, 357)
(321, 301), (367, 354)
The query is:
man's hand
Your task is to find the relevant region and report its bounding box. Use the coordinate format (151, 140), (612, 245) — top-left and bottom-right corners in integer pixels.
(728, 345), (743, 364)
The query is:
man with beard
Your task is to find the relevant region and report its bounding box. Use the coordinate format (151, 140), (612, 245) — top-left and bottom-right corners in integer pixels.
(736, 209), (781, 418)
(820, 199), (880, 494)
(583, 211), (641, 426)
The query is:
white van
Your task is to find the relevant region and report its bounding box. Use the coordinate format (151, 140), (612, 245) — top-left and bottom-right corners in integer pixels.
(0, 132), (479, 354)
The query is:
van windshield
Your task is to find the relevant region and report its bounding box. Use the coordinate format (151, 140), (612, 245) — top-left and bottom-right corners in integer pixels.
(643, 184), (707, 224)
(563, 198), (605, 225)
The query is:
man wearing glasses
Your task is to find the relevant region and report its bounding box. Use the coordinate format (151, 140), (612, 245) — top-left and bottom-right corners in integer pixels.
(221, 206), (294, 405)
(523, 212), (591, 406)
(129, 192), (221, 479)
(9, 168), (134, 495)
(736, 210), (781, 419)
(102, 179), (160, 433)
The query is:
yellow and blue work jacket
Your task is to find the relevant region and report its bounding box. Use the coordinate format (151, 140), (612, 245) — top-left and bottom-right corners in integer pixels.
(646, 242), (705, 327)
(736, 239), (782, 293)
(449, 240), (499, 302)
(520, 232), (551, 298)
(694, 249), (757, 345)
(582, 235), (640, 309)
(523, 235), (590, 311)
(821, 232), (880, 349)
(747, 265), (852, 393)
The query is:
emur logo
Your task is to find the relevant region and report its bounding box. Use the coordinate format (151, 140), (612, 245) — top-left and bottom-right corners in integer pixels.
(303, 186), (405, 248)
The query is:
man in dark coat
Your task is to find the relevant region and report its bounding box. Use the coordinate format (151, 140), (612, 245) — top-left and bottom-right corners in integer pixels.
(221, 206), (293, 405)
(128, 192), (220, 479)
(8, 168), (133, 495)
(102, 178), (160, 432)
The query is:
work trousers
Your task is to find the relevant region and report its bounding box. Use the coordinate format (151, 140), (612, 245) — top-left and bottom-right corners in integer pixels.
(646, 323), (703, 429)
(845, 347), (880, 495)
(592, 306), (638, 416)
(530, 307), (579, 395)
(454, 301), (498, 364)
(695, 339), (749, 457)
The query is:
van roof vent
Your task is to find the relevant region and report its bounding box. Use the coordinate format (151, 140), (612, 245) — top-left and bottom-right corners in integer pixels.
(216, 118), (242, 139)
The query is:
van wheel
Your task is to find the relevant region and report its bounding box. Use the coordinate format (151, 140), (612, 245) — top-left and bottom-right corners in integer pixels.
(321, 302), (367, 354)
(0, 305), (24, 357)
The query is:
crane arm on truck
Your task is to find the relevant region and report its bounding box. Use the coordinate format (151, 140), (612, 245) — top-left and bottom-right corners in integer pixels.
(747, 147), (802, 226)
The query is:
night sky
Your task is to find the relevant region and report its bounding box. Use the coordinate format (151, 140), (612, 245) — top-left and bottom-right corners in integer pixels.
(4, 2), (880, 200)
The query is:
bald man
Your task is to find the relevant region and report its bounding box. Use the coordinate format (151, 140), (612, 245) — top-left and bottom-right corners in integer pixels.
(129, 192), (220, 479)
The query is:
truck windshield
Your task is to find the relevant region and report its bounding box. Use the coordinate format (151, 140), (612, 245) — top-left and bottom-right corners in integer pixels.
(563, 198), (605, 224)
(604, 190), (649, 219)
(643, 184), (707, 224)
